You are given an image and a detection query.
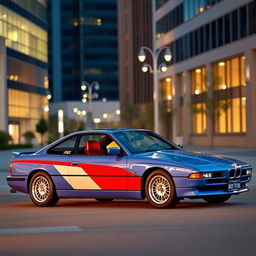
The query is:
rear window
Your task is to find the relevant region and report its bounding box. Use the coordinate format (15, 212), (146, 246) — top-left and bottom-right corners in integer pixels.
(47, 136), (78, 155)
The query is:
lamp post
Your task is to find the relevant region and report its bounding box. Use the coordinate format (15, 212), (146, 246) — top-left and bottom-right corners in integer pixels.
(138, 46), (172, 134)
(81, 81), (100, 129)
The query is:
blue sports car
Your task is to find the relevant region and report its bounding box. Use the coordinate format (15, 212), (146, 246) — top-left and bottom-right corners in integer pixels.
(7, 129), (252, 208)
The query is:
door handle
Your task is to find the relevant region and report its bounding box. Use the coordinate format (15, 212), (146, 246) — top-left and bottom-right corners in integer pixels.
(71, 161), (79, 166)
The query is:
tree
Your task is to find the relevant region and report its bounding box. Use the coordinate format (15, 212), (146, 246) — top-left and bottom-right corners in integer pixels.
(23, 131), (35, 144)
(36, 118), (48, 146)
(121, 103), (153, 130)
(0, 130), (12, 145)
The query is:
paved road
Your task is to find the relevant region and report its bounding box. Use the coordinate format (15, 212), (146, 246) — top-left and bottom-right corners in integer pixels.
(0, 146), (255, 256)
(0, 189), (255, 256)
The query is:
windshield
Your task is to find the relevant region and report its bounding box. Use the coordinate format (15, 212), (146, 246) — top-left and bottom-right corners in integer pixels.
(114, 130), (180, 154)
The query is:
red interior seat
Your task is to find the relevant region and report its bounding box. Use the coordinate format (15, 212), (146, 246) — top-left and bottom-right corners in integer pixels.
(84, 141), (104, 155)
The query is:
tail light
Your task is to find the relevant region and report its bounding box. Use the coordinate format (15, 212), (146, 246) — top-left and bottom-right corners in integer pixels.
(9, 163), (13, 174)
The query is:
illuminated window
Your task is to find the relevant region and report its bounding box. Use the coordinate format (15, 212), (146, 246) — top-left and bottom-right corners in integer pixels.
(191, 67), (207, 134)
(191, 67), (206, 95)
(213, 56), (246, 134)
(213, 56), (245, 89)
(162, 77), (173, 100)
(192, 103), (206, 134)
(8, 89), (48, 119)
(0, 6), (47, 62)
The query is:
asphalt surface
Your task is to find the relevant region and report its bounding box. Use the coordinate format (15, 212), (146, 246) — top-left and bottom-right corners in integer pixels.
(0, 146), (255, 256)
(0, 189), (255, 256)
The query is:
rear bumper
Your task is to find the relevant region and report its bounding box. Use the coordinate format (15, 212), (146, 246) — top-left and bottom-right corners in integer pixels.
(6, 176), (28, 193)
(6, 177), (26, 182)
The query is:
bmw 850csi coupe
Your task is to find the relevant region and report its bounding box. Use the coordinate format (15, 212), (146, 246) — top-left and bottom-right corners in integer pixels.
(7, 129), (252, 208)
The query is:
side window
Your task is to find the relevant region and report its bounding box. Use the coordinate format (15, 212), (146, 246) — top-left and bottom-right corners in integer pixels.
(77, 134), (106, 155)
(77, 134), (121, 156)
(47, 136), (78, 155)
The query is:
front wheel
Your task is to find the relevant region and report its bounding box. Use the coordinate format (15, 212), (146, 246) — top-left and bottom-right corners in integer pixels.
(145, 170), (179, 208)
(29, 171), (59, 207)
(203, 194), (231, 204)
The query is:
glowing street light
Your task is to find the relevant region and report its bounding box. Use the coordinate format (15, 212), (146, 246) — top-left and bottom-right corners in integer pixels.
(138, 46), (172, 134)
(81, 81), (100, 129)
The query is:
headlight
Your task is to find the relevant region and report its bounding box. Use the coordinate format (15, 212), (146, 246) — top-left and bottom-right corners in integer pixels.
(202, 172), (213, 178)
(246, 169), (252, 175)
(188, 172), (213, 179)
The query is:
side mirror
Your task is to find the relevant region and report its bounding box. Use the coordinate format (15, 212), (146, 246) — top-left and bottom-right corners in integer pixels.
(178, 144), (184, 150)
(107, 147), (121, 155)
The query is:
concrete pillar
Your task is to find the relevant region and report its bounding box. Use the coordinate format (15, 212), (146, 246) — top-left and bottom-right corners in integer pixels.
(183, 70), (191, 145)
(0, 37), (7, 132)
(206, 63), (213, 146)
(245, 50), (256, 147)
(172, 74), (179, 143)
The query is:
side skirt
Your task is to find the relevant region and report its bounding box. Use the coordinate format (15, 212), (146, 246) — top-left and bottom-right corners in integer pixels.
(56, 190), (142, 199)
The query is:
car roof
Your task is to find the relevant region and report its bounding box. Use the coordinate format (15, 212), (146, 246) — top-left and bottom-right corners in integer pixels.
(68, 128), (150, 136)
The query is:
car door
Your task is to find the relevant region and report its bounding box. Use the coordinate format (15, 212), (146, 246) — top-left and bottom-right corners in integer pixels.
(67, 133), (129, 192)
(45, 134), (79, 190)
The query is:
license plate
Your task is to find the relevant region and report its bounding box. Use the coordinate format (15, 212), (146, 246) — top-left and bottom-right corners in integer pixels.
(228, 180), (241, 191)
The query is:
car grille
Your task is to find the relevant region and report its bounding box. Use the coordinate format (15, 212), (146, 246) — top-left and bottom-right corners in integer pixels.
(229, 168), (241, 178)
(204, 167), (251, 185)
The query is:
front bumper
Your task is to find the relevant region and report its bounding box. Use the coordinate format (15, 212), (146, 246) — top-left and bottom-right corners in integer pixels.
(173, 168), (252, 198)
(176, 184), (249, 198)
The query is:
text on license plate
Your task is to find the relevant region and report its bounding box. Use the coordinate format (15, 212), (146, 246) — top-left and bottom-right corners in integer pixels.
(228, 180), (241, 191)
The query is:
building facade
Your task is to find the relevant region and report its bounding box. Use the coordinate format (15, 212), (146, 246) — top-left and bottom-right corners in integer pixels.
(118, 0), (153, 128)
(156, 0), (256, 147)
(48, 0), (119, 102)
(0, 0), (49, 144)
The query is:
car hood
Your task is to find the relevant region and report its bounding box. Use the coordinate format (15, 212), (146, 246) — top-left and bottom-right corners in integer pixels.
(135, 150), (247, 169)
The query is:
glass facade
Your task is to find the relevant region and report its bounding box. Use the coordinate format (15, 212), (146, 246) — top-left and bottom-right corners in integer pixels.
(162, 77), (173, 100)
(156, 0), (169, 10)
(156, 0), (223, 39)
(7, 58), (47, 88)
(10, 0), (47, 22)
(159, 1), (256, 65)
(191, 67), (207, 134)
(191, 67), (206, 95)
(213, 56), (246, 134)
(0, 0), (48, 144)
(8, 89), (48, 119)
(0, 5), (47, 62)
(48, 0), (118, 102)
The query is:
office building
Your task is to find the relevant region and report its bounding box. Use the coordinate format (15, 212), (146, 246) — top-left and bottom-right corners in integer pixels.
(156, 0), (256, 147)
(48, 0), (118, 102)
(118, 0), (153, 128)
(119, 0), (256, 147)
(0, 0), (49, 144)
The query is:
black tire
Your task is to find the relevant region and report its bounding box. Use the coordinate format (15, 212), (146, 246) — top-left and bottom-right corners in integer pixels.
(95, 199), (113, 202)
(29, 171), (59, 207)
(145, 170), (179, 208)
(203, 194), (231, 204)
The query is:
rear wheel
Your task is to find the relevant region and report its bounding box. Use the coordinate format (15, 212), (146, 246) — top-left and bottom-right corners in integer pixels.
(29, 171), (59, 207)
(203, 195), (231, 204)
(145, 170), (179, 208)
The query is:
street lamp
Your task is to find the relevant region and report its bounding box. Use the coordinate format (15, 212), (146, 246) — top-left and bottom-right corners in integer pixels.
(81, 81), (100, 129)
(138, 46), (172, 134)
